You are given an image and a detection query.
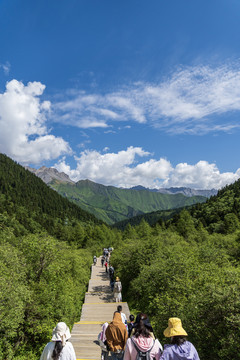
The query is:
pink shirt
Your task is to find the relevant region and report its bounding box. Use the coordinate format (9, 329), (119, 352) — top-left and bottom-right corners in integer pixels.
(124, 336), (163, 360)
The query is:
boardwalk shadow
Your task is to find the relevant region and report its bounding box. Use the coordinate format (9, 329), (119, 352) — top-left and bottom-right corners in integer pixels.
(92, 284), (111, 292)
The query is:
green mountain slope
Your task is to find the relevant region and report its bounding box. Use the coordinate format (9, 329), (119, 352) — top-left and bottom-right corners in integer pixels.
(186, 178), (240, 233)
(0, 154), (101, 236)
(113, 207), (186, 229)
(50, 179), (207, 224)
(115, 178), (240, 233)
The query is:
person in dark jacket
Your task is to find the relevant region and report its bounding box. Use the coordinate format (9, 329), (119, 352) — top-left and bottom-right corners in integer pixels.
(127, 315), (135, 337)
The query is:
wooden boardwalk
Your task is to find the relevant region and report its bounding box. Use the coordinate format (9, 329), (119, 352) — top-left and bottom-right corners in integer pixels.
(71, 257), (130, 360)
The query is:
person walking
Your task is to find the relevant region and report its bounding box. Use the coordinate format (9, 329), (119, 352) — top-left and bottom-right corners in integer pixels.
(98, 322), (109, 360)
(109, 264), (115, 280)
(105, 260), (108, 273)
(160, 318), (200, 360)
(101, 255), (105, 267)
(113, 277), (122, 302)
(117, 305), (128, 330)
(127, 315), (135, 338)
(123, 316), (162, 360)
(40, 322), (76, 360)
(105, 312), (128, 360)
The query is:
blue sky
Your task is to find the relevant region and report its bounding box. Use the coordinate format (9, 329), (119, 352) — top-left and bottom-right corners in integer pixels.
(1, 0), (240, 189)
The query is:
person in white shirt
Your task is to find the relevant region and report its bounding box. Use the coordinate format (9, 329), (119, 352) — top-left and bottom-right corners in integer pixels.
(40, 322), (76, 360)
(117, 305), (128, 330)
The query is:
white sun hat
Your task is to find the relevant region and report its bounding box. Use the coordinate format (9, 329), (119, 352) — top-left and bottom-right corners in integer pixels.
(51, 322), (71, 346)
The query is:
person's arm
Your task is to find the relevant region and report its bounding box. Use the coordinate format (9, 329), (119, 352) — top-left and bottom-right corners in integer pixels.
(40, 343), (54, 360)
(123, 327), (128, 348)
(153, 340), (163, 360)
(68, 342), (77, 360)
(123, 339), (131, 360)
(159, 348), (170, 360)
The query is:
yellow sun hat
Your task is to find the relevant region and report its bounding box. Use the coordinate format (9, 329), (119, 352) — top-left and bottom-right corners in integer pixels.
(116, 276), (120, 281)
(163, 318), (188, 337)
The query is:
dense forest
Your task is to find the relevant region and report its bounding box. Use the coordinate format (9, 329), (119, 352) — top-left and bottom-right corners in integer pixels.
(1, 153), (240, 359)
(0, 154), (120, 359)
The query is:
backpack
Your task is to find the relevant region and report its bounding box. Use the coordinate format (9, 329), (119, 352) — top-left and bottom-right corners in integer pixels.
(131, 338), (155, 360)
(115, 281), (122, 292)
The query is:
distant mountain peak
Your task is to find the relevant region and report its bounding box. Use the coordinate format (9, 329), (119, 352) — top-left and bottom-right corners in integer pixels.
(25, 166), (75, 185)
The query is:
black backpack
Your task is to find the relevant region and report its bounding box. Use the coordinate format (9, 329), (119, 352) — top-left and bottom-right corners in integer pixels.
(109, 266), (114, 275)
(131, 338), (155, 360)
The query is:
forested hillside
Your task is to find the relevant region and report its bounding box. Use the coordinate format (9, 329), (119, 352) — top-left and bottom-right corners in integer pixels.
(0, 153), (120, 360)
(188, 179), (240, 233)
(113, 207), (186, 229)
(50, 179), (206, 224)
(110, 179), (240, 360)
(0, 154), (103, 240)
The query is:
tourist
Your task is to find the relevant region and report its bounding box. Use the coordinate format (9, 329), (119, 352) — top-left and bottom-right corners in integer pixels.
(113, 277), (122, 302)
(105, 312), (128, 360)
(105, 260), (108, 273)
(109, 264), (115, 280)
(131, 313), (155, 338)
(101, 255), (105, 267)
(127, 315), (135, 338)
(98, 322), (109, 360)
(40, 322), (76, 360)
(160, 318), (200, 360)
(117, 305), (128, 330)
(123, 316), (162, 360)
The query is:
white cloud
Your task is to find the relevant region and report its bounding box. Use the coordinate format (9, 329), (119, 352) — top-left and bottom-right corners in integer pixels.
(0, 61), (10, 75)
(0, 79), (71, 164)
(52, 62), (240, 134)
(54, 147), (240, 189)
(163, 161), (240, 189)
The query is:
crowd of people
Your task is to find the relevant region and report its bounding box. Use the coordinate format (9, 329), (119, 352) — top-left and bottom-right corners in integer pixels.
(40, 249), (200, 360)
(97, 248), (123, 302)
(97, 247), (200, 360)
(99, 312), (200, 360)
(39, 316), (200, 360)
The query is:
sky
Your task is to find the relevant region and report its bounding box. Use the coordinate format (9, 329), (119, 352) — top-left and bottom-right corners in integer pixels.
(1, 0), (240, 189)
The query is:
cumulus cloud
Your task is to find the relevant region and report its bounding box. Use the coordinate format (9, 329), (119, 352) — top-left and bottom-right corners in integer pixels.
(52, 62), (240, 134)
(54, 147), (240, 189)
(163, 161), (240, 189)
(0, 79), (71, 164)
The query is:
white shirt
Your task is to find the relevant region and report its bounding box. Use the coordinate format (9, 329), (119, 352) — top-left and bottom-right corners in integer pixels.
(121, 312), (127, 325)
(40, 341), (76, 360)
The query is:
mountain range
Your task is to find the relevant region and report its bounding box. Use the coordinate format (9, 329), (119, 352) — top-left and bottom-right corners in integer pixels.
(130, 185), (217, 198)
(26, 165), (217, 197)
(26, 166), (210, 224)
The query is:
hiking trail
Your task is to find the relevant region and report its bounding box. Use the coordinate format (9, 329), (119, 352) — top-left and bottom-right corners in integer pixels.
(71, 257), (130, 360)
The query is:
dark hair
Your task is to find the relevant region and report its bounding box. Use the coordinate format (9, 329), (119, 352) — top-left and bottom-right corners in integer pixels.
(117, 305), (122, 312)
(129, 314), (135, 322)
(52, 341), (63, 360)
(171, 336), (187, 346)
(134, 319), (151, 338)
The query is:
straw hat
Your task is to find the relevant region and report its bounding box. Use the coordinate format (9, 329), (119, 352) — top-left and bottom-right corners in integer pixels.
(163, 318), (188, 337)
(51, 322), (71, 346)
